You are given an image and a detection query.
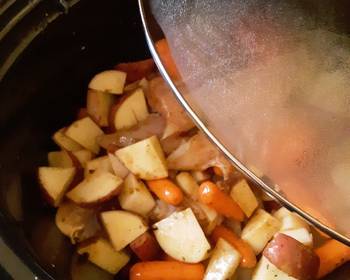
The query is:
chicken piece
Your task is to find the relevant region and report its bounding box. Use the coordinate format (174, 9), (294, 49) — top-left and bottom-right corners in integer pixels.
(167, 132), (234, 179)
(98, 114), (165, 150)
(55, 201), (101, 244)
(147, 76), (195, 138)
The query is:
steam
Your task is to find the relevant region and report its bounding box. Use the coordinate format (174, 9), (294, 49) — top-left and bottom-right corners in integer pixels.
(151, 0), (350, 235)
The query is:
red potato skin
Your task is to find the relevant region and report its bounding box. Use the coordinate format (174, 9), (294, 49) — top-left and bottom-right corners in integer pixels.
(66, 151), (84, 191)
(108, 89), (150, 133)
(86, 89), (114, 127)
(130, 232), (162, 261)
(67, 185), (122, 208)
(115, 59), (155, 83)
(39, 182), (57, 207)
(108, 93), (131, 133)
(77, 108), (89, 120)
(263, 233), (320, 280)
(39, 173), (81, 207)
(39, 156), (81, 207)
(108, 102), (119, 133)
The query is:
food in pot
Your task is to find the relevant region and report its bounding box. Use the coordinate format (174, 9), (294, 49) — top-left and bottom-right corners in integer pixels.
(37, 53), (349, 279)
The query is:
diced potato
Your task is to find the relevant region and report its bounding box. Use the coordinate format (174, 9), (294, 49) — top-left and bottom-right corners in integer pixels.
(112, 88), (149, 130)
(198, 202), (221, 234)
(38, 167), (76, 207)
(273, 207), (291, 220)
(118, 173), (155, 216)
(116, 136), (168, 180)
(65, 117), (104, 154)
(101, 210), (148, 251)
(108, 153), (129, 178)
(252, 256), (297, 280)
(49, 150), (93, 169)
(184, 198), (221, 235)
(176, 172), (199, 199)
(191, 170), (211, 183)
(73, 150), (94, 167)
(88, 70), (126, 94)
(86, 89), (114, 127)
(48, 150), (73, 168)
(279, 228), (313, 247)
(162, 122), (179, 139)
(77, 238), (129, 274)
(52, 128), (82, 152)
(153, 208), (211, 263)
(85, 156), (113, 177)
(124, 78), (149, 92)
(70, 253), (114, 280)
(204, 238), (241, 280)
(230, 179), (258, 218)
(241, 209), (281, 254)
(263, 233), (319, 280)
(66, 171), (123, 206)
(279, 213), (310, 231)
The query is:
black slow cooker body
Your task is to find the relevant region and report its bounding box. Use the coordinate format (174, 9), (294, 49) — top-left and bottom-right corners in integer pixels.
(0, 0), (350, 279)
(0, 0), (148, 279)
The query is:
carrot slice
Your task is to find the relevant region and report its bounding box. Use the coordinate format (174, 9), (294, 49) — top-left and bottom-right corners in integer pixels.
(147, 179), (183, 206)
(115, 59), (155, 83)
(155, 39), (181, 80)
(211, 225), (257, 268)
(198, 181), (245, 221)
(315, 239), (350, 278)
(130, 261), (204, 280)
(130, 232), (162, 261)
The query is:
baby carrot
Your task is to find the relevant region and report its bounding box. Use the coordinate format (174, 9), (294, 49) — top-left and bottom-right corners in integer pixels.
(147, 179), (184, 206)
(130, 261), (204, 280)
(130, 232), (161, 261)
(211, 225), (257, 268)
(155, 39), (181, 80)
(198, 181), (245, 221)
(315, 239), (350, 278)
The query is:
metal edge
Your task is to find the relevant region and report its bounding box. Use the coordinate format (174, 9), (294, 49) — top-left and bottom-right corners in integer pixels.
(138, 0), (350, 246)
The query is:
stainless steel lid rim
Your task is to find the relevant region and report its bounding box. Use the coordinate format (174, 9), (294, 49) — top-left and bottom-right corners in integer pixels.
(138, 0), (350, 246)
